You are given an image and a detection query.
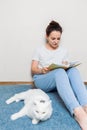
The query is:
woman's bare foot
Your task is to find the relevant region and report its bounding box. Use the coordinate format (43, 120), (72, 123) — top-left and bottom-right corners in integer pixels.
(74, 106), (87, 130)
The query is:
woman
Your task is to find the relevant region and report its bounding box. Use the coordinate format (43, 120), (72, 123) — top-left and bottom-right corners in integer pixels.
(31, 20), (87, 130)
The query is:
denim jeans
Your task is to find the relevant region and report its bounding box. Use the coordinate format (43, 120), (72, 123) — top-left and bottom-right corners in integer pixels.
(33, 67), (87, 115)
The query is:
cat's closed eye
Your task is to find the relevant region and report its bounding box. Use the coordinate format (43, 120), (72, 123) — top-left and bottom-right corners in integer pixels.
(42, 112), (45, 114)
(36, 110), (39, 113)
(40, 100), (45, 103)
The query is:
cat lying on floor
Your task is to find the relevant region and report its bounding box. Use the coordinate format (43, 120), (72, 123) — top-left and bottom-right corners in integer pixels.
(6, 89), (53, 124)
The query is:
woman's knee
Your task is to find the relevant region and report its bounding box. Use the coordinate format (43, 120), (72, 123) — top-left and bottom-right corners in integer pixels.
(55, 68), (66, 73)
(55, 68), (66, 77)
(67, 67), (79, 76)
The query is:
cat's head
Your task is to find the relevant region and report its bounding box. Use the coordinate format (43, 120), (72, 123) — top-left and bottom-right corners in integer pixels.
(33, 100), (53, 121)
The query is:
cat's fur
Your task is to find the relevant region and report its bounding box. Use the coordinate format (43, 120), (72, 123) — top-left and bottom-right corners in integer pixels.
(6, 89), (53, 124)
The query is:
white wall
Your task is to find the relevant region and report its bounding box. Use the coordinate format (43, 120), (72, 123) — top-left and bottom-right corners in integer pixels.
(0, 0), (87, 81)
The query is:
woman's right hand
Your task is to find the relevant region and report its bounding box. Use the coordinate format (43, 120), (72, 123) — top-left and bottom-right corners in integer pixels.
(41, 67), (49, 74)
(31, 60), (49, 74)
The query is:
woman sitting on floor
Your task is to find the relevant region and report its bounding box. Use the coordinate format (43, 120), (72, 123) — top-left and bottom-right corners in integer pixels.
(31, 20), (87, 130)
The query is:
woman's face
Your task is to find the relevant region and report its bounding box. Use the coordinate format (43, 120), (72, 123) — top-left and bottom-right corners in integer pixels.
(46, 31), (61, 49)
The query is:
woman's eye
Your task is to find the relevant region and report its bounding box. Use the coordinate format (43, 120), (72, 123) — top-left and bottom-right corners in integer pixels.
(51, 37), (60, 40)
(57, 38), (60, 40)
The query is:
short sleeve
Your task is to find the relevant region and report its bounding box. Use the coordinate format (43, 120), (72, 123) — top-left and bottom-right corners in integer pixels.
(32, 47), (40, 61)
(62, 48), (70, 62)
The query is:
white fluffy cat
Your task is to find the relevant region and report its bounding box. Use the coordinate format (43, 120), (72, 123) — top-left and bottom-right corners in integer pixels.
(6, 89), (53, 124)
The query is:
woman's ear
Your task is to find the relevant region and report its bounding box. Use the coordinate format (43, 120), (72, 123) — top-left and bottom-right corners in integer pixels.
(46, 34), (48, 43)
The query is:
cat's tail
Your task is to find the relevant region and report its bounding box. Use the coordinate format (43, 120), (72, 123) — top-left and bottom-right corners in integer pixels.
(6, 94), (19, 104)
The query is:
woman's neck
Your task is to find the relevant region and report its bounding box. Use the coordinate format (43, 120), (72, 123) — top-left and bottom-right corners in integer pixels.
(45, 43), (59, 50)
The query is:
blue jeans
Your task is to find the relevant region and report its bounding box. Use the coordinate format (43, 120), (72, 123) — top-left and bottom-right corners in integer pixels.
(33, 67), (87, 115)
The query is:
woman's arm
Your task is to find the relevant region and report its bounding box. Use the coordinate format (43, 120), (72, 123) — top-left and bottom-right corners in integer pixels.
(31, 60), (49, 75)
(31, 60), (42, 74)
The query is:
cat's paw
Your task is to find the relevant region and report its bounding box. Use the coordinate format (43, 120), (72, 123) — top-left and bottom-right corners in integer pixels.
(32, 119), (39, 124)
(6, 99), (11, 104)
(11, 113), (18, 120)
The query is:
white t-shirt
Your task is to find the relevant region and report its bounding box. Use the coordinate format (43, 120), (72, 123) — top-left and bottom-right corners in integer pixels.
(32, 45), (69, 68)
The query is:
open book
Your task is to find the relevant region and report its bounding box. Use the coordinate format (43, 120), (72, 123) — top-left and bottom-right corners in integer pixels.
(48, 61), (81, 71)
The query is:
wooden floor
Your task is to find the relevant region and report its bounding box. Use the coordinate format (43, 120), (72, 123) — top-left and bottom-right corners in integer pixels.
(0, 81), (34, 85)
(0, 81), (87, 85)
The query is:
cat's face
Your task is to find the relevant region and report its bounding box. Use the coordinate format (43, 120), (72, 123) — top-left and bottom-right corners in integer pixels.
(33, 100), (52, 121)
